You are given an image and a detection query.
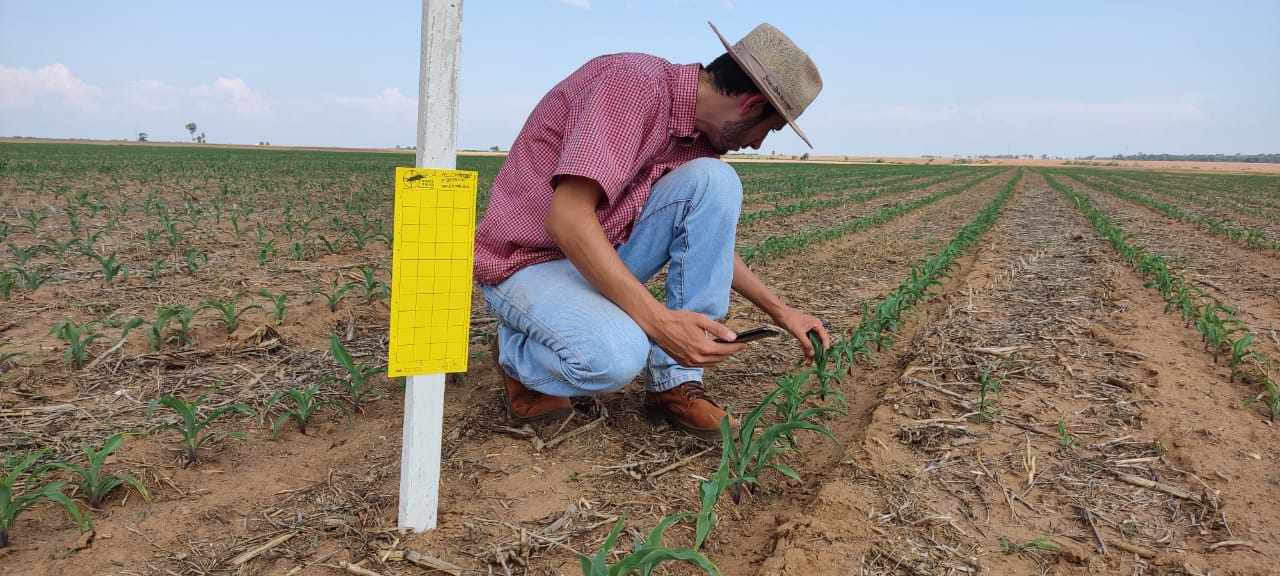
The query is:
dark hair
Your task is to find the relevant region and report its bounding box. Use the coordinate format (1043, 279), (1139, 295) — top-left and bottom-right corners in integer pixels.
(704, 53), (778, 118)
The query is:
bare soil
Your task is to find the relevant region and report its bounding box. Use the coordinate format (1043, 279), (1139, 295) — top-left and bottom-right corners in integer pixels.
(1, 154), (1276, 576)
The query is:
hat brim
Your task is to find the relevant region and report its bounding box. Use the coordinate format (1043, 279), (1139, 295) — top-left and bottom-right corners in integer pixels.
(709, 21), (813, 148)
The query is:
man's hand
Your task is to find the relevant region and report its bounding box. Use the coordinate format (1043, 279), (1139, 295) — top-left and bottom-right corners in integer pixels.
(645, 309), (747, 367)
(770, 306), (829, 361)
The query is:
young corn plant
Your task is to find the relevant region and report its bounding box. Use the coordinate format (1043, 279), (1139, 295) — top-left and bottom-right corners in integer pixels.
(329, 333), (385, 412)
(1001, 536), (1059, 555)
(12, 264), (53, 291)
(969, 359), (1004, 423)
(258, 289), (288, 325)
(146, 391), (256, 466)
(20, 208), (47, 234)
(202, 293), (262, 335)
(263, 382), (351, 437)
(147, 258), (166, 281)
(314, 277), (354, 312)
(50, 319), (107, 370)
(1, 452), (92, 548)
(578, 511), (720, 576)
(313, 232), (345, 255)
(170, 305), (201, 348)
(353, 264), (389, 304)
(257, 239), (277, 267)
(182, 249), (207, 274)
(0, 271), (13, 300)
(719, 385), (839, 505)
(87, 251), (129, 286)
(7, 243), (44, 266)
(144, 305), (182, 351)
(41, 432), (150, 509)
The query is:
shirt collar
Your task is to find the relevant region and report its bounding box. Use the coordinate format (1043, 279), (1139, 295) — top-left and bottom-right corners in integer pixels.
(668, 63), (700, 140)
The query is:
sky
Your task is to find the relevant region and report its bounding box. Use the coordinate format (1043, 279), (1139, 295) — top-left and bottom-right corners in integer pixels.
(1, 1), (1277, 158)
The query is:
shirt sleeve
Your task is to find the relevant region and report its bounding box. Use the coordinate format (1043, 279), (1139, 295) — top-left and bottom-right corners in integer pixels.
(553, 64), (664, 208)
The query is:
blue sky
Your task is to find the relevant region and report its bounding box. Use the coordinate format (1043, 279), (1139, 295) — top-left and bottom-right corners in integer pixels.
(2, 1), (1277, 157)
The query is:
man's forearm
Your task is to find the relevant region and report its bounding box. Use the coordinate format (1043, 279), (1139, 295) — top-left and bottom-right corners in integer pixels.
(731, 255), (787, 319)
(545, 177), (666, 332)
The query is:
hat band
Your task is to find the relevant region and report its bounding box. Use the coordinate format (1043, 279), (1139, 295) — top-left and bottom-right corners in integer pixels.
(735, 43), (797, 118)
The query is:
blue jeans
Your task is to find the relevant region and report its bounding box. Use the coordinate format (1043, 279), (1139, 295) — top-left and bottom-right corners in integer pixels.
(481, 158), (742, 397)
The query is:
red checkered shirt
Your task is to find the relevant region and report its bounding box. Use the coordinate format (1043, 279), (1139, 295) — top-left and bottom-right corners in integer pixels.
(473, 53), (717, 285)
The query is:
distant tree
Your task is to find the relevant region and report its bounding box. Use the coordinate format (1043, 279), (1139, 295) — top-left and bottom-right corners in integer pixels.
(800, 152), (810, 160)
(489, 145), (500, 152)
(196, 132), (206, 144)
(186, 122), (198, 141)
(137, 132), (148, 142)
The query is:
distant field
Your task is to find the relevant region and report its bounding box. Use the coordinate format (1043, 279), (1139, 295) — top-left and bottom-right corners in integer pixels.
(1, 141), (1277, 576)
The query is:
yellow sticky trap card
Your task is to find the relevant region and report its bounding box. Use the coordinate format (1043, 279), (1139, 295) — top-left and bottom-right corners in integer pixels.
(388, 167), (479, 377)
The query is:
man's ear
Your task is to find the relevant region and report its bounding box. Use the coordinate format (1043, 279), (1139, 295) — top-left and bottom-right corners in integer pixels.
(739, 93), (770, 116)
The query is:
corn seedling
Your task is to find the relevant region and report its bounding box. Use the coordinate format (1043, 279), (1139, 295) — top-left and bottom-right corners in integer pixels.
(257, 239), (276, 267)
(258, 289), (288, 325)
(968, 359), (1004, 423)
(719, 384), (838, 505)
(7, 243), (43, 266)
(1001, 536), (1059, 555)
(202, 293), (262, 335)
(41, 432), (149, 509)
(182, 248), (207, 274)
(20, 208), (46, 234)
(0, 271), (13, 300)
(353, 264), (389, 304)
(1, 451), (92, 548)
(79, 230), (105, 256)
(1056, 420), (1077, 447)
(578, 510), (720, 576)
(146, 391), (256, 466)
(263, 382), (351, 437)
(13, 264), (52, 291)
(313, 232), (345, 255)
(88, 250), (129, 286)
(289, 241), (310, 261)
(147, 258), (166, 281)
(168, 305), (200, 347)
(144, 305), (182, 351)
(329, 333), (384, 412)
(314, 277), (354, 312)
(50, 319), (106, 370)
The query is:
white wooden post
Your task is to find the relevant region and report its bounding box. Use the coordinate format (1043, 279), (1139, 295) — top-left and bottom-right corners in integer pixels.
(399, 0), (462, 532)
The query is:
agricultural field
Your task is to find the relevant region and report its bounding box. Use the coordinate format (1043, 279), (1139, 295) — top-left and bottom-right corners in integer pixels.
(1, 141), (1277, 576)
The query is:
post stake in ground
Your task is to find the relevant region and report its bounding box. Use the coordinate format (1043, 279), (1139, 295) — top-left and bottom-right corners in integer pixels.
(393, 0), (466, 533)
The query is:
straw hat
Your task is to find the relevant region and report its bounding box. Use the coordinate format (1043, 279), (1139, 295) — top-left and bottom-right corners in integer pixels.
(709, 22), (822, 148)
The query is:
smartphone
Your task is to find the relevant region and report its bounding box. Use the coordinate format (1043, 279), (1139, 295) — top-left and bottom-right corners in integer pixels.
(714, 325), (782, 344)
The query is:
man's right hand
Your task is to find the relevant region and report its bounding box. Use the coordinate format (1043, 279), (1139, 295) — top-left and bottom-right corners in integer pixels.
(643, 309), (748, 367)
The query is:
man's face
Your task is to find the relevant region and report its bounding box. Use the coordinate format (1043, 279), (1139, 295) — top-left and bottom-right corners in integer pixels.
(707, 106), (787, 155)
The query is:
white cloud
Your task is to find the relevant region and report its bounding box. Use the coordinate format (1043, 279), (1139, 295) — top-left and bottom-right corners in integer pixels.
(118, 76), (272, 117)
(0, 63), (103, 112)
(560, 0), (591, 9)
(326, 87), (417, 123)
(199, 77), (272, 116)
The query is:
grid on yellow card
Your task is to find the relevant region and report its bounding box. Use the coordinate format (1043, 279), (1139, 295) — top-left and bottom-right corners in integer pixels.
(388, 167), (478, 377)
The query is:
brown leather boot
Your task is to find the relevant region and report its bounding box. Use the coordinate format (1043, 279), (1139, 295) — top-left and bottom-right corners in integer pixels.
(644, 382), (738, 439)
(492, 340), (572, 423)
